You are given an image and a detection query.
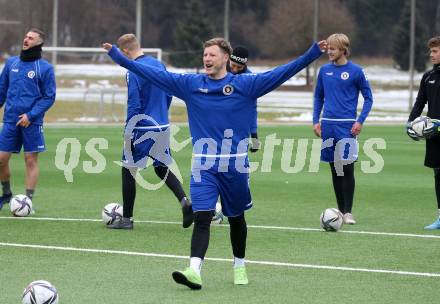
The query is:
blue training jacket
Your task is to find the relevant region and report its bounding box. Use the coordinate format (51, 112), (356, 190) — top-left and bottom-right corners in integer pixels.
(109, 43), (322, 159)
(242, 67), (258, 134)
(313, 61), (373, 125)
(126, 55), (171, 129)
(0, 56), (56, 125)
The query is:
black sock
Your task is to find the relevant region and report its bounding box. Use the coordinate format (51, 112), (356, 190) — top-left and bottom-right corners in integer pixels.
(190, 211), (212, 259)
(341, 163), (355, 213)
(122, 167), (136, 218)
(228, 213), (247, 258)
(2, 181), (11, 196)
(330, 163), (344, 212)
(435, 168), (440, 209)
(154, 166), (187, 202)
(26, 189), (34, 200)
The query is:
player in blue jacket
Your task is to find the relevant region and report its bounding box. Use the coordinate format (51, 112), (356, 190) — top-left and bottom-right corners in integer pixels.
(103, 38), (327, 289)
(0, 28), (56, 210)
(313, 33), (373, 225)
(106, 34), (193, 230)
(229, 46), (260, 152)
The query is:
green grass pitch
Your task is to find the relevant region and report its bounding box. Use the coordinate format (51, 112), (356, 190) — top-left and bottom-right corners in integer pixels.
(0, 124), (438, 303)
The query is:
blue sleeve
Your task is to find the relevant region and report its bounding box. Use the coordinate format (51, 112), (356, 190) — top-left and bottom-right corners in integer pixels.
(27, 65), (56, 122)
(313, 69), (324, 125)
(243, 43), (323, 99)
(108, 46), (189, 101)
(0, 59), (11, 108)
(251, 100), (258, 133)
(127, 72), (142, 121)
(356, 69), (373, 124)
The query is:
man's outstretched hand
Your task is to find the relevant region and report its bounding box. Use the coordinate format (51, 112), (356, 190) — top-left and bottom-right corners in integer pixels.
(102, 43), (112, 51)
(317, 40), (328, 52)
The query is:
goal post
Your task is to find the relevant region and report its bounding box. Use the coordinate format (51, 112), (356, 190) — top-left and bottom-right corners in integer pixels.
(38, 46), (162, 123)
(43, 46), (162, 67)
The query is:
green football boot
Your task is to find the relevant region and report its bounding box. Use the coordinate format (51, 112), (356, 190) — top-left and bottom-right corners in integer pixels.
(172, 267), (202, 290)
(234, 266), (249, 285)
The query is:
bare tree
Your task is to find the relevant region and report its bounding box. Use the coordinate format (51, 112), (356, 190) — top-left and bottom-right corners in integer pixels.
(229, 10), (261, 55)
(58, 0), (132, 47)
(258, 0), (355, 59)
(0, 0), (53, 53)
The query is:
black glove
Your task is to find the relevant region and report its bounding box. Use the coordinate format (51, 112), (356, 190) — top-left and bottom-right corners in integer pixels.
(250, 133), (261, 153)
(406, 121), (420, 141)
(423, 119), (440, 139)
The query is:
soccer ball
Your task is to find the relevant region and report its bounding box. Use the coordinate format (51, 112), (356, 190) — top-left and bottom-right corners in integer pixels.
(410, 116), (433, 137)
(10, 194), (33, 217)
(320, 208), (343, 232)
(22, 280), (59, 304)
(101, 203), (123, 225)
(212, 201), (224, 224)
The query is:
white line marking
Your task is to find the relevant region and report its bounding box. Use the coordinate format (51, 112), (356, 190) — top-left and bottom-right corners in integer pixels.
(0, 242), (438, 278)
(0, 216), (439, 239)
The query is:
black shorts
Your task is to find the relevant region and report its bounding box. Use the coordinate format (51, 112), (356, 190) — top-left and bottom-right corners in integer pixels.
(425, 136), (440, 168)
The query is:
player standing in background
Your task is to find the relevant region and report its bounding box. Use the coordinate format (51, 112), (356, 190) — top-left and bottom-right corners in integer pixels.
(313, 33), (373, 225)
(407, 36), (440, 229)
(229, 46), (260, 153)
(104, 37), (327, 289)
(0, 28), (56, 210)
(107, 34), (193, 230)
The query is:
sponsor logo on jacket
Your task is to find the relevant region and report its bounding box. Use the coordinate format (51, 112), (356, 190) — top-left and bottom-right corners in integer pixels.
(341, 72), (350, 80)
(222, 84), (234, 95)
(27, 71), (36, 79)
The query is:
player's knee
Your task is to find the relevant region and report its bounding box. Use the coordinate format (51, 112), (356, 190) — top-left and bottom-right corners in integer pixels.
(434, 168), (440, 178)
(154, 165), (168, 179)
(0, 156), (9, 168)
(24, 157), (38, 169)
(343, 163), (355, 175)
(194, 211), (213, 227)
(228, 213), (246, 228)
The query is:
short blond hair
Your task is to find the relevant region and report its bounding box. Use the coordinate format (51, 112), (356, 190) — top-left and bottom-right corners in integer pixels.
(203, 38), (232, 56)
(117, 33), (140, 51)
(428, 36), (440, 48)
(327, 33), (350, 57)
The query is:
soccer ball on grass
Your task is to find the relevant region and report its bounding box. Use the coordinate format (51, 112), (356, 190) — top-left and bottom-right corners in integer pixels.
(320, 208), (343, 232)
(10, 194), (33, 217)
(102, 203), (123, 225)
(22, 280), (58, 304)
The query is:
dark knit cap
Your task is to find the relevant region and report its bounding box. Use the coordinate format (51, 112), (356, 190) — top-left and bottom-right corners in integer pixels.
(230, 46), (248, 65)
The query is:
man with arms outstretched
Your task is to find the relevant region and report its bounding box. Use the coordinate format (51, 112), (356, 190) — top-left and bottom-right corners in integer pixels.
(103, 37), (327, 289)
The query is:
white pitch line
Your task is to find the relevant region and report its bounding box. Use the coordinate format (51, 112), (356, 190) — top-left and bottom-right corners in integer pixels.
(0, 242), (439, 278)
(0, 216), (439, 239)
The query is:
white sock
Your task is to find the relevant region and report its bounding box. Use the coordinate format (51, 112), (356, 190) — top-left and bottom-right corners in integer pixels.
(437, 209), (440, 218)
(190, 257), (202, 275)
(234, 257), (245, 268)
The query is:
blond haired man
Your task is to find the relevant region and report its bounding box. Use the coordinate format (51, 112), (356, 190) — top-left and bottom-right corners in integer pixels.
(313, 33), (373, 224)
(107, 34), (193, 230)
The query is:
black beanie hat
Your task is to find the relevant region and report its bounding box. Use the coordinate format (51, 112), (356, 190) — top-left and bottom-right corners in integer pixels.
(230, 46), (248, 65)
